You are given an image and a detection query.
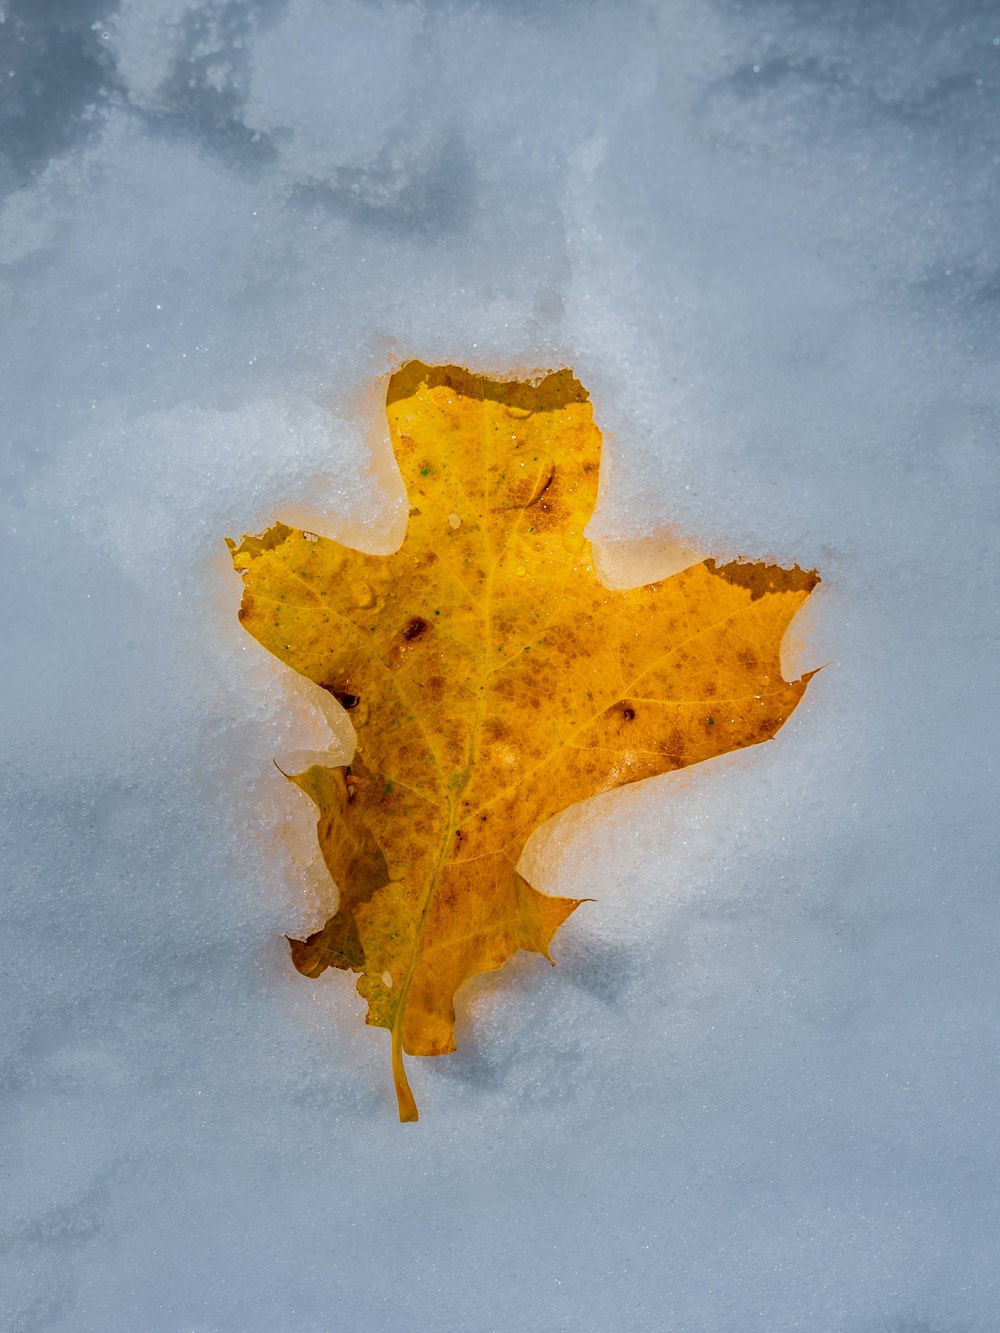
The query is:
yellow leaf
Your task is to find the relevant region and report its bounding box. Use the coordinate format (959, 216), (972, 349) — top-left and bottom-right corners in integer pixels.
(228, 362), (819, 1121)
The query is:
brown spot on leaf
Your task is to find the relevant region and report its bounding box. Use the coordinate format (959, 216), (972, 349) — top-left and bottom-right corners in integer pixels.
(403, 616), (429, 641)
(706, 558), (819, 600)
(385, 362), (590, 412)
(319, 682), (361, 708)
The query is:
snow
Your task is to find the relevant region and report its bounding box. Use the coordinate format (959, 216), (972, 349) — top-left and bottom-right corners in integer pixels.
(2, 0), (999, 1328)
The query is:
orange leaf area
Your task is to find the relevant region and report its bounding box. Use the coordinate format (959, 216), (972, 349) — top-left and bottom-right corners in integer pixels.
(228, 362), (819, 1121)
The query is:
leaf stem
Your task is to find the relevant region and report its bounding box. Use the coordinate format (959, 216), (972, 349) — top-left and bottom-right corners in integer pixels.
(392, 1022), (419, 1122)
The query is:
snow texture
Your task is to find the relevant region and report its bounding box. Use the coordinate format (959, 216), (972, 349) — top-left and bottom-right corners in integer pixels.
(2, 0), (999, 1328)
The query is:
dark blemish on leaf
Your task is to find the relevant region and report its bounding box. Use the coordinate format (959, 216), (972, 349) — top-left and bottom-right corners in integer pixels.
(622, 707), (636, 721)
(320, 682), (360, 706)
(706, 716), (716, 726)
(707, 558), (820, 600)
(403, 616), (429, 641)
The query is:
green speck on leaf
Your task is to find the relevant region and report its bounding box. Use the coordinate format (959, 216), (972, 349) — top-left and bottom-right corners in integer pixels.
(706, 716), (715, 726)
(420, 465), (433, 477)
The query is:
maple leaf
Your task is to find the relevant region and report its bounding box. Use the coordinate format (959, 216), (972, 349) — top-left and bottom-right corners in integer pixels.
(228, 362), (819, 1121)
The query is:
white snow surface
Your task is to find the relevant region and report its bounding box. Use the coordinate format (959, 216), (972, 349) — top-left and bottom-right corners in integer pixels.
(2, 1), (999, 1329)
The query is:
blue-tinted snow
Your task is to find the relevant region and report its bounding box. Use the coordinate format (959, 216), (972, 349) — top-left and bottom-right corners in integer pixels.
(1, 1), (998, 1329)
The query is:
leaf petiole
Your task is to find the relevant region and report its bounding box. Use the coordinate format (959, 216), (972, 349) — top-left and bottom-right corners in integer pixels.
(392, 1023), (419, 1122)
